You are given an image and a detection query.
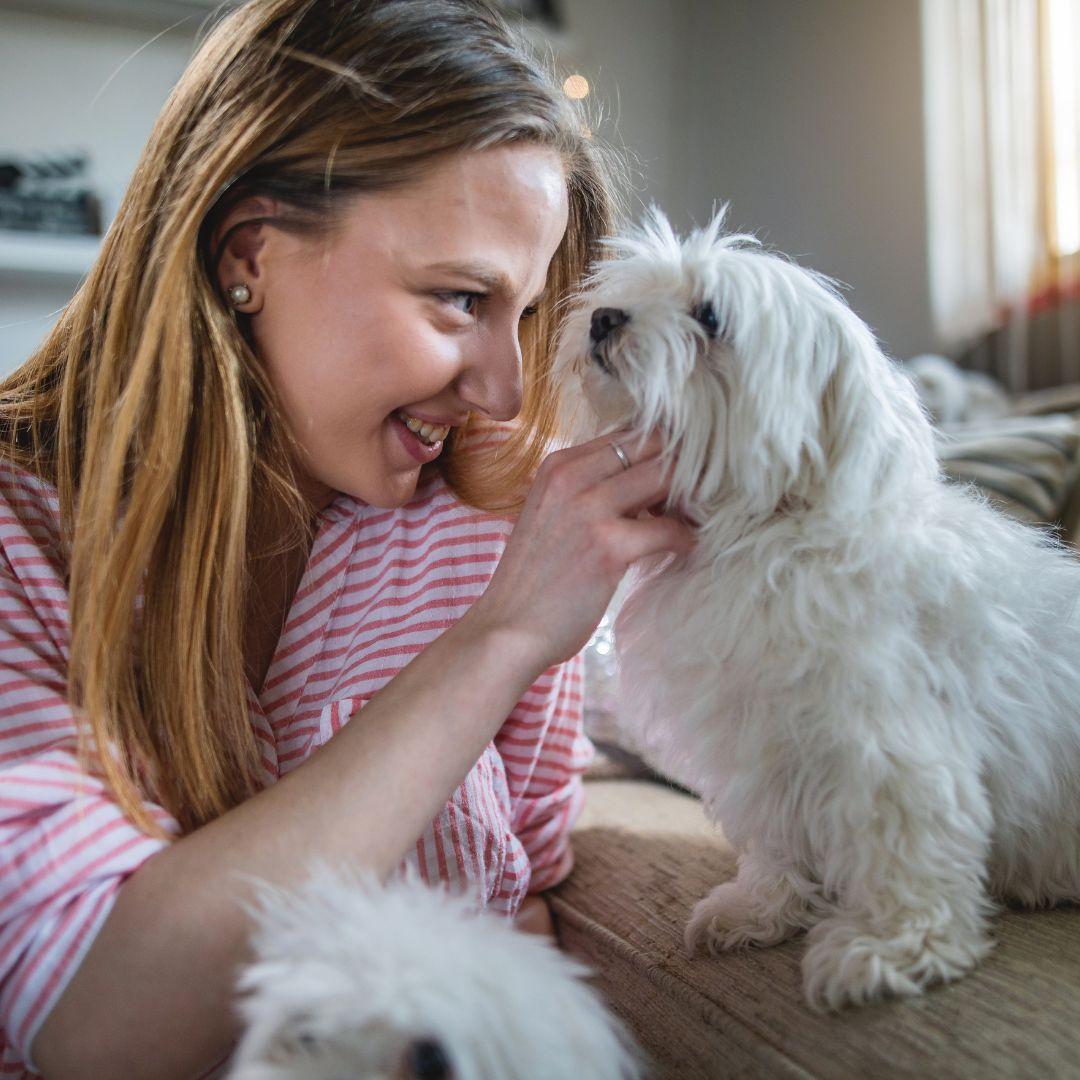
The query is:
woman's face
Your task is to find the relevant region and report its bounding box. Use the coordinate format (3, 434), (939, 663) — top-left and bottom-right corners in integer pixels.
(214, 144), (570, 511)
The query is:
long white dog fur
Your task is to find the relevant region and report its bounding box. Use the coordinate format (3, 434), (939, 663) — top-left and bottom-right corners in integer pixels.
(227, 864), (643, 1078)
(554, 205), (1080, 1010)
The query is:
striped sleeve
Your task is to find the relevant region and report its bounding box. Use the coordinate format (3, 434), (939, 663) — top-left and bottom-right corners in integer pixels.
(494, 650), (594, 894)
(0, 559), (175, 1074)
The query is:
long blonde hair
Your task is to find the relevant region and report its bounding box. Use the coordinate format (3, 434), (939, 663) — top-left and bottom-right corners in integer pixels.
(0, 0), (627, 838)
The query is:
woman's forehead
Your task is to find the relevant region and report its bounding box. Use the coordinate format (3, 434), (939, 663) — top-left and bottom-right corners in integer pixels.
(336, 145), (569, 290)
(380, 145), (567, 231)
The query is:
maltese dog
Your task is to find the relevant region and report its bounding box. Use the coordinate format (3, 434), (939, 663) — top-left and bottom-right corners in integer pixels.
(553, 205), (1080, 1010)
(226, 863), (643, 1079)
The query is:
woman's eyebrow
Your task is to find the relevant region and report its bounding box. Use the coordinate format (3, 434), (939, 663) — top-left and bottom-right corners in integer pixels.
(424, 259), (547, 307)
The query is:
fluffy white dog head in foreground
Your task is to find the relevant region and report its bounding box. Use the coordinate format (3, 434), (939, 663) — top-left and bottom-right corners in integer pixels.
(555, 205), (1080, 1013)
(227, 865), (643, 1080)
(554, 204), (935, 528)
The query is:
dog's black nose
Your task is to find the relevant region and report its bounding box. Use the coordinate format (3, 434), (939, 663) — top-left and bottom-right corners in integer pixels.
(589, 307), (629, 345)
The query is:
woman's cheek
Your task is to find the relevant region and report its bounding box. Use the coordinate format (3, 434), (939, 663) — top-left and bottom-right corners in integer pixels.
(405, 334), (466, 395)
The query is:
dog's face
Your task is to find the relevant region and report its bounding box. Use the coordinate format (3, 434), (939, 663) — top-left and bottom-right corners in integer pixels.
(228, 866), (641, 1080)
(230, 956), (464, 1079)
(554, 205), (931, 520)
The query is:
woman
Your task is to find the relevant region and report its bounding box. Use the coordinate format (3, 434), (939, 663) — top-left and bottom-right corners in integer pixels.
(0, 1), (694, 1076)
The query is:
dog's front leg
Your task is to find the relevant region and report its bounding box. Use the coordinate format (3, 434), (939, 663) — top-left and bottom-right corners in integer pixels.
(685, 849), (827, 956)
(800, 759), (997, 1011)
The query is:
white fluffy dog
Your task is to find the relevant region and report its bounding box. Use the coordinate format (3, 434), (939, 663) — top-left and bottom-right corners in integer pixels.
(553, 206), (1080, 1010)
(227, 864), (642, 1078)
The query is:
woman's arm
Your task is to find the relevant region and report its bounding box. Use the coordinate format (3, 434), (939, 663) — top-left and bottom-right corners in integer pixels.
(32, 431), (693, 1079)
(32, 613), (539, 1079)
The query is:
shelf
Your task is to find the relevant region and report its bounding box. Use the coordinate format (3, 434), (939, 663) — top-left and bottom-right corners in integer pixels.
(0, 231), (100, 280)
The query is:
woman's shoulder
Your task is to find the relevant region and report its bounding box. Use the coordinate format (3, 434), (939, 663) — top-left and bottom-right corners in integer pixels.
(0, 456), (61, 507)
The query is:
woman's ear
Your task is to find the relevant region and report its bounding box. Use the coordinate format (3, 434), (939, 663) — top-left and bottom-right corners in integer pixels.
(210, 195), (280, 315)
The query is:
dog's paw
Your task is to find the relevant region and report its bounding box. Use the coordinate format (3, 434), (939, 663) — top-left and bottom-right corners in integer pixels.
(684, 881), (804, 957)
(800, 915), (993, 1011)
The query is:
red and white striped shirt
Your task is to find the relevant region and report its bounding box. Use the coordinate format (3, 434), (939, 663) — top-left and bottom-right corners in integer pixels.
(0, 458), (592, 1077)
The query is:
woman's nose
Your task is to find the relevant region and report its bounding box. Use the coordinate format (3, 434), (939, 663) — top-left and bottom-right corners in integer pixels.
(456, 336), (524, 422)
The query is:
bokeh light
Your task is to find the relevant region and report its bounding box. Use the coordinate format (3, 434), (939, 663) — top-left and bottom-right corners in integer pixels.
(563, 74), (590, 100)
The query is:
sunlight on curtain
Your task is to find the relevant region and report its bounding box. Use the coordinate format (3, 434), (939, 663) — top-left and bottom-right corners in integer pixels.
(986, 0), (1041, 388)
(923, 0), (1078, 390)
(922, 0), (996, 347)
(1045, 0), (1079, 259)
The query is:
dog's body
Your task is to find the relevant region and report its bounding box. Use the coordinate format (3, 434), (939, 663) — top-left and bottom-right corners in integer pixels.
(227, 865), (642, 1079)
(555, 207), (1080, 1009)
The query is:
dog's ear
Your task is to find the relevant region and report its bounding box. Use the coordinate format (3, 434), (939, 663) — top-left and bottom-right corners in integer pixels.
(812, 310), (938, 516)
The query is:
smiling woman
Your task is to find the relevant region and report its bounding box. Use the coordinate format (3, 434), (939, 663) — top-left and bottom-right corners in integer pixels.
(0, 1), (696, 1076)
(209, 144), (569, 511)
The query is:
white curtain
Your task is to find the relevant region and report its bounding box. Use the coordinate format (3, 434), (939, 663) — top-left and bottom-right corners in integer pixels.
(1046, 0), (1080, 263)
(921, 0), (1048, 390)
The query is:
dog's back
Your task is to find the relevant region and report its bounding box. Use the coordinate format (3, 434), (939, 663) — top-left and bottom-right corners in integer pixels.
(930, 489), (1080, 905)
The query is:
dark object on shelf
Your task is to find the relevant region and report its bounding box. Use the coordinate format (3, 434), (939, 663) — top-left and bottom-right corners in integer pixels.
(0, 153), (89, 185)
(0, 190), (102, 235)
(0, 151), (101, 236)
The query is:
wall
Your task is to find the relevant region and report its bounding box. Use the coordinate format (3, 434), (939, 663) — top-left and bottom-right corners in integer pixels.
(554, 0), (687, 222)
(547, 0), (937, 362)
(671, 0), (935, 363)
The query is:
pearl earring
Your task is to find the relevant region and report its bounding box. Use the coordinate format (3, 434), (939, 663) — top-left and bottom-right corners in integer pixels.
(228, 283), (252, 307)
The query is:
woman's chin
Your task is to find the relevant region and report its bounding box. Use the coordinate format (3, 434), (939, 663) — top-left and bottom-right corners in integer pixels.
(355, 465), (425, 509)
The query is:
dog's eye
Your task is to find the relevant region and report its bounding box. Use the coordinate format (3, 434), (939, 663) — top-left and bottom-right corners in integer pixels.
(272, 1024), (320, 1061)
(692, 300), (719, 338)
(404, 1036), (453, 1080)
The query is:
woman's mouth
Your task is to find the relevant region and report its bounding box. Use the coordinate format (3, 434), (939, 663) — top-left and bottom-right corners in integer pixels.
(391, 409), (451, 463)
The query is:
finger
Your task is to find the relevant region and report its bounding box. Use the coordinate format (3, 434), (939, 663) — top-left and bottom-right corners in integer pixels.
(593, 453), (679, 518)
(606, 514), (697, 566)
(563, 425), (663, 463)
(560, 428), (667, 489)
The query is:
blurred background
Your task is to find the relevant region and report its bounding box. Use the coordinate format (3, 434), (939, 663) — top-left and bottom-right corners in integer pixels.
(0, 0), (1076, 391)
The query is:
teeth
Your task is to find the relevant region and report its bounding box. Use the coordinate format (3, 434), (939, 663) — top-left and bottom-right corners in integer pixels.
(397, 410), (450, 446)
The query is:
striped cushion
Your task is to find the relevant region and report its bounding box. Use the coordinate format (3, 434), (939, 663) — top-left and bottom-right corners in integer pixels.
(936, 412), (1080, 526)
(1011, 382), (1080, 418)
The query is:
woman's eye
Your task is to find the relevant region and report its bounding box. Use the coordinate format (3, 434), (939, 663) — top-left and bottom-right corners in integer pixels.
(436, 293), (538, 322)
(439, 291), (482, 316)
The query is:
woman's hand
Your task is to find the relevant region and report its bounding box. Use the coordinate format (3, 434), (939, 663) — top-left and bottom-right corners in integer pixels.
(514, 894), (558, 941)
(467, 428), (696, 672)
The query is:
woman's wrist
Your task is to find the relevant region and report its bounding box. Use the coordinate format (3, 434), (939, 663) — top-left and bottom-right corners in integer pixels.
(455, 597), (558, 678)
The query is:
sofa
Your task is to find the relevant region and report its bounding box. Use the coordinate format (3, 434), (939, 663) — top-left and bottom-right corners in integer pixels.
(548, 382), (1080, 1078)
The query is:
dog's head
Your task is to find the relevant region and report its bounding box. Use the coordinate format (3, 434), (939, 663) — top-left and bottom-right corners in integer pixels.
(227, 864), (642, 1080)
(553, 205), (935, 522)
